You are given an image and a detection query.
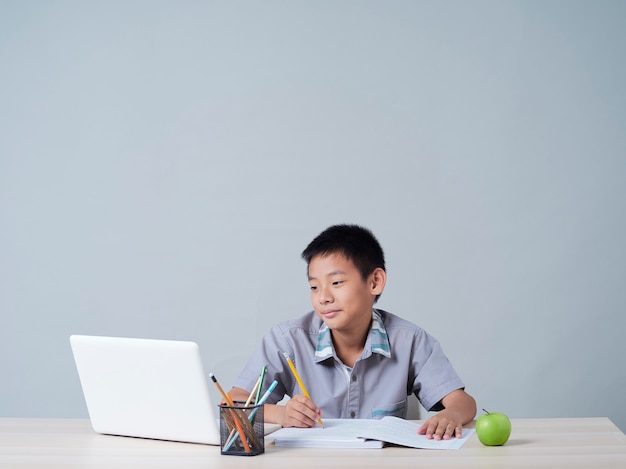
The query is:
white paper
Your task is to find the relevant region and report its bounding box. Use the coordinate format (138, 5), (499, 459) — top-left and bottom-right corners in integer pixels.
(270, 419), (383, 448)
(356, 416), (475, 450)
(270, 418), (474, 449)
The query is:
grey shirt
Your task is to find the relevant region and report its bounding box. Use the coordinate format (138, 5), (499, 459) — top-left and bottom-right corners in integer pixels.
(233, 309), (465, 419)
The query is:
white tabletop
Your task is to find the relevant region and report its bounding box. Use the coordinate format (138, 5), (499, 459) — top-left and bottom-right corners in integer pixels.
(1, 417), (625, 468)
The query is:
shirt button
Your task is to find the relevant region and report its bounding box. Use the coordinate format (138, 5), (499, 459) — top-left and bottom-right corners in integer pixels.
(351, 374), (357, 382)
(350, 411), (356, 418)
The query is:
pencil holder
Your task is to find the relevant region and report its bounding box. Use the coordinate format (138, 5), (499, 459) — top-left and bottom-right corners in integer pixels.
(219, 401), (265, 456)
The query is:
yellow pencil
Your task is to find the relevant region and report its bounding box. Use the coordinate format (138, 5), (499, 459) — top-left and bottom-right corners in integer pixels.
(282, 352), (324, 428)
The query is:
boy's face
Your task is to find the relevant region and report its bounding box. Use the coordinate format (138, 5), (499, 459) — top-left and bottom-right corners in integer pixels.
(307, 253), (384, 335)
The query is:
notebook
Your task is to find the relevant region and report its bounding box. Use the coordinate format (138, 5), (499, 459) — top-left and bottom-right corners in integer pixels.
(70, 334), (222, 445)
(270, 417), (475, 449)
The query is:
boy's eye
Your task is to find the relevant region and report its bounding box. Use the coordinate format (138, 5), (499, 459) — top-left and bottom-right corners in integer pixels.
(332, 280), (343, 286)
(310, 285), (318, 291)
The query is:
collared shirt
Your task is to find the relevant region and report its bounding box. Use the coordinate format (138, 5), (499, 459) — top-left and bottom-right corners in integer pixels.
(233, 309), (465, 419)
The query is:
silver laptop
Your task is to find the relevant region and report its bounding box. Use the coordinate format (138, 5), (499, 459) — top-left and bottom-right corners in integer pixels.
(70, 335), (221, 445)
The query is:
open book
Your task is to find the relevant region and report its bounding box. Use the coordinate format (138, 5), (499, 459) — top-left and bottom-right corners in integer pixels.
(268, 417), (474, 449)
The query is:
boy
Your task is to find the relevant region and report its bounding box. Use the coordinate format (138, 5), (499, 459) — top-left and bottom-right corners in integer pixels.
(228, 224), (476, 440)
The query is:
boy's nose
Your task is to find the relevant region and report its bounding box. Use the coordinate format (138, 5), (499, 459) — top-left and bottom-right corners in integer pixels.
(319, 287), (333, 304)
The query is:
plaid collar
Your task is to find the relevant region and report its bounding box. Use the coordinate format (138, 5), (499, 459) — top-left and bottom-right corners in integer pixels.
(314, 309), (391, 362)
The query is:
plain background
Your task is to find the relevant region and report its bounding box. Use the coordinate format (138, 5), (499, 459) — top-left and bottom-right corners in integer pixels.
(1, 1), (625, 432)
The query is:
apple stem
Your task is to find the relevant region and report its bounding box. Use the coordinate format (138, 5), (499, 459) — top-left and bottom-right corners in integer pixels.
(482, 408), (490, 414)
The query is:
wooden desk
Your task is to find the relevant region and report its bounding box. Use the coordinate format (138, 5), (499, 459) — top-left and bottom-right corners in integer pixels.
(1, 418), (625, 468)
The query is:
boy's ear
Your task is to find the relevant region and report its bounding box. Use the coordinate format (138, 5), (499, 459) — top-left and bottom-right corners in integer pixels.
(369, 268), (386, 296)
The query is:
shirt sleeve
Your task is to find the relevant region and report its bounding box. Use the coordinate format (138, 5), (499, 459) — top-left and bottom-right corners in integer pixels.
(232, 324), (294, 404)
(411, 330), (465, 412)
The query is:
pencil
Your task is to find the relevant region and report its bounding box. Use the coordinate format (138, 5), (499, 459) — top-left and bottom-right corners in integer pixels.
(249, 379), (278, 420)
(255, 366), (267, 404)
(223, 375), (262, 448)
(223, 380), (279, 452)
(246, 375), (262, 406)
(209, 372), (252, 453)
(209, 372), (234, 406)
(282, 352), (324, 428)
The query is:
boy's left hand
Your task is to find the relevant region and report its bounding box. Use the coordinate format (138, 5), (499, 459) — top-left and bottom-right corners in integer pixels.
(417, 409), (464, 440)
(417, 388), (477, 439)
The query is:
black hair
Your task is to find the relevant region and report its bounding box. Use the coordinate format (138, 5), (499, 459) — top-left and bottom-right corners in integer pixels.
(301, 224), (386, 281)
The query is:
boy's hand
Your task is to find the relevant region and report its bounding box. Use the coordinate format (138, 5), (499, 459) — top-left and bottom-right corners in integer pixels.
(277, 394), (323, 428)
(417, 388), (477, 439)
(417, 409), (464, 440)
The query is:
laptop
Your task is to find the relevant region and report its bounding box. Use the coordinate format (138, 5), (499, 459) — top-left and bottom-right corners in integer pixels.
(70, 335), (221, 445)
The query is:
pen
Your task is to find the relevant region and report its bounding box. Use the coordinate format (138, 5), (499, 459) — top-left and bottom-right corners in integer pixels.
(282, 352), (324, 428)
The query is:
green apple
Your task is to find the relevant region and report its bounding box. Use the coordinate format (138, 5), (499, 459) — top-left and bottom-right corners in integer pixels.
(476, 409), (511, 446)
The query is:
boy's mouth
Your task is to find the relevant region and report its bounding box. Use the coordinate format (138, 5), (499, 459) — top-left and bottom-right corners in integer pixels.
(321, 309), (340, 319)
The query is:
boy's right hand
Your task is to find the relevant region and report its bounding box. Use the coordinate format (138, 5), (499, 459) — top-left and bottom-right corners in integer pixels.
(277, 394), (323, 428)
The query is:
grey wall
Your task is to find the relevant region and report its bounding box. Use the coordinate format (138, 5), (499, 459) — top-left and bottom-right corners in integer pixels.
(1, 1), (625, 432)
